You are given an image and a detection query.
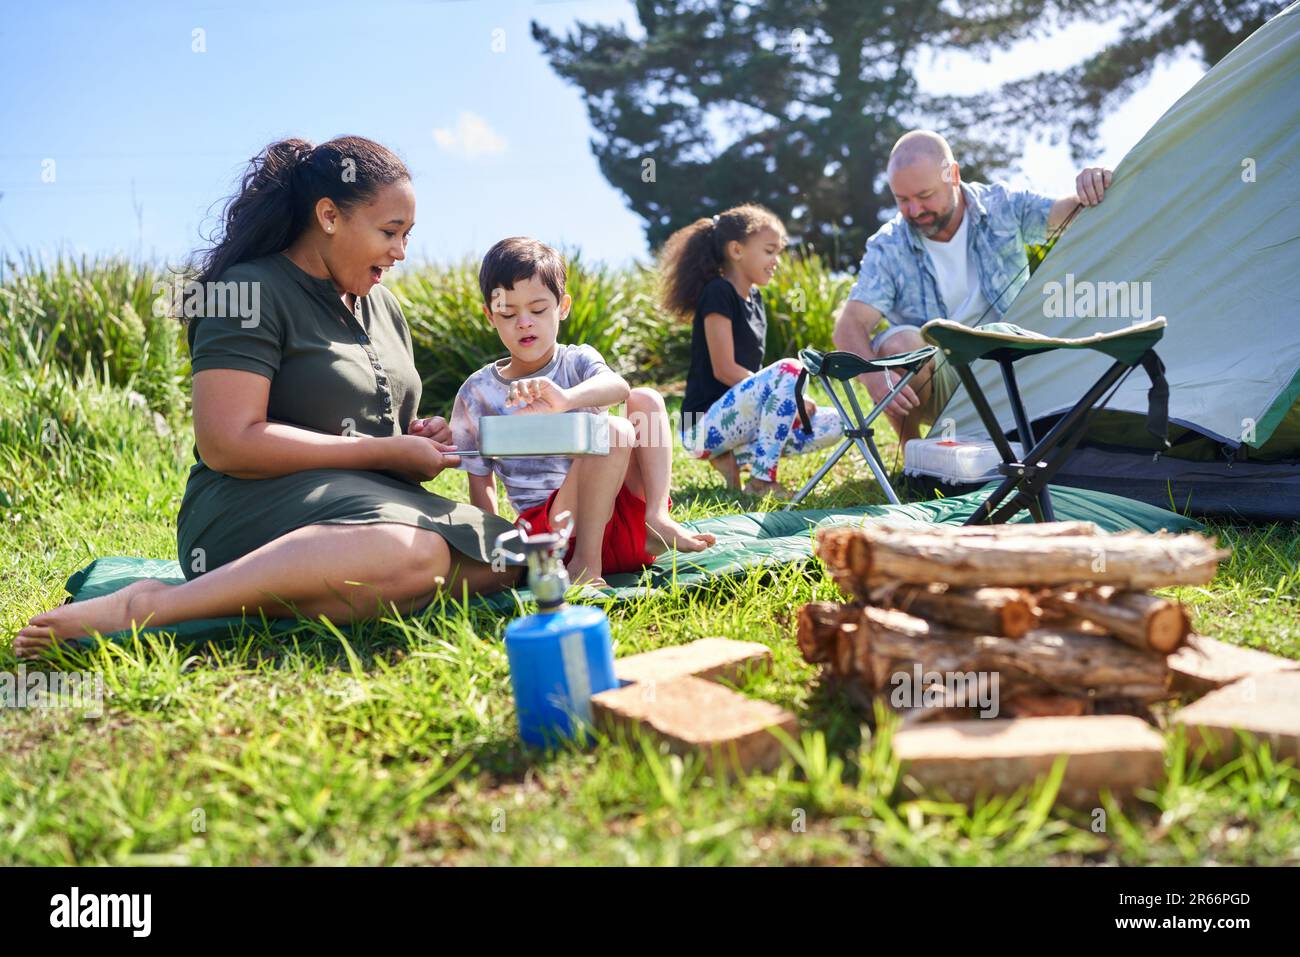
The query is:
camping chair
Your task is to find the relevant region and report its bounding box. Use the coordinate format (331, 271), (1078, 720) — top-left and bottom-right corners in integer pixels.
(786, 344), (939, 510)
(920, 317), (1170, 525)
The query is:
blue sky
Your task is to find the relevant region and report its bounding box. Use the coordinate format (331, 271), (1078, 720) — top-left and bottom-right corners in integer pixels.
(0, 0), (1205, 270)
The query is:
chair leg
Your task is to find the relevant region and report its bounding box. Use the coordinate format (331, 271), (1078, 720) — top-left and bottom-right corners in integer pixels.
(965, 474), (1019, 525)
(830, 374), (907, 505)
(784, 372), (868, 511)
(954, 364), (1020, 465)
(999, 358), (1055, 522)
(786, 366), (918, 511)
(1011, 358), (1131, 521)
(856, 433), (900, 505)
(969, 359), (1131, 525)
(785, 438), (854, 511)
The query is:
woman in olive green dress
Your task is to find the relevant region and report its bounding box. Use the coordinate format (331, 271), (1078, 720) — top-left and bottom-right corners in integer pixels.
(17, 136), (520, 656)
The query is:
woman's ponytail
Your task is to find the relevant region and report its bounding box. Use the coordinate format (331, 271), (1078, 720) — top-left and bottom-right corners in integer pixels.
(193, 135), (409, 291)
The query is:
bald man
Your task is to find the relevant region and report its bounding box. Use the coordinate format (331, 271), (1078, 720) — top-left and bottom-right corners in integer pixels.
(833, 130), (1112, 447)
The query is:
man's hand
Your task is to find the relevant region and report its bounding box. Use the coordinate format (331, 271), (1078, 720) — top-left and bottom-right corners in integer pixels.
(1075, 167), (1112, 207)
(505, 377), (570, 415)
(408, 415), (453, 444)
(867, 369), (919, 431)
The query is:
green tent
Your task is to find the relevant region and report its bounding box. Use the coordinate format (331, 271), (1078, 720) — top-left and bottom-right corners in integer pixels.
(938, 2), (1300, 518)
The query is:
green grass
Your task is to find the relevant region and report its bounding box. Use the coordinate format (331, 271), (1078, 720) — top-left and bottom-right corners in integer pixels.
(1, 257), (1298, 866)
(2, 378), (1298, 865)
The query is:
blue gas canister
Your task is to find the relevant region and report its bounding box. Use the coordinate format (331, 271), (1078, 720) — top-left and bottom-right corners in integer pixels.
(492, 518), (618, 747)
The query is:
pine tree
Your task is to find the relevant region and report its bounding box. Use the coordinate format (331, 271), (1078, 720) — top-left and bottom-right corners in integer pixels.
(534, 0), (1283, 267)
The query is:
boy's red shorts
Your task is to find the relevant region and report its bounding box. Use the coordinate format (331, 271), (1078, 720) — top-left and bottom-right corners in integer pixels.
(515, 484), (667, 576)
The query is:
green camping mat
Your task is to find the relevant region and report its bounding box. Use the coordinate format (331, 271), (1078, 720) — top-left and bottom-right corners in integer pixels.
(53, 483), (1201, 649)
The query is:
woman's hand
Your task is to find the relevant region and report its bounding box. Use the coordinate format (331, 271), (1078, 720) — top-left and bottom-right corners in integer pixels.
(505, 376), (570, 415)
(408, 415), (453, 444)
(389, 434), (461, 483)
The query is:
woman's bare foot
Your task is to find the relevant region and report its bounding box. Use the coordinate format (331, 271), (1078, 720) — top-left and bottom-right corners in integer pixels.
(708, 451), (741, 489)
(743, 477), (793, 501)
(644, 513), (717, 556)
(15, 579), (172, 658)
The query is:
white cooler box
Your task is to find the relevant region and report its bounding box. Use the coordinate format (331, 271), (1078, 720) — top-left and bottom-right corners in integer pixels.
(903, 436), (1024, 485)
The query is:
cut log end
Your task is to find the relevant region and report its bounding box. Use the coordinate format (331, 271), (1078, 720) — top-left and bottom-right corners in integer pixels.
(1148, 602), (1191, 654)
(998, 596), (1035, 639)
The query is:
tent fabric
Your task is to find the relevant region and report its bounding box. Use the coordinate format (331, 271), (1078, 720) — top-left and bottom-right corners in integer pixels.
(56, 484), (1201, 649)
(939, 5), (1300, 460)
(922, 318), (1166, 367)
(1048, 446), (1300, 520)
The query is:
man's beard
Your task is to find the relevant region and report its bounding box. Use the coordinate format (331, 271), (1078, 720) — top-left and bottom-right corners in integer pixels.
(908, 192), (958, 237)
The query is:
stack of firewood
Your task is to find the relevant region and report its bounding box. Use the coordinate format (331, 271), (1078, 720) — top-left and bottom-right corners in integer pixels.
(798, 521), (1230, 722)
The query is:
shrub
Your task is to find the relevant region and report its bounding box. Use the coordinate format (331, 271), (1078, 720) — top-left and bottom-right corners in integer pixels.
(0, 249), (853, 416)
(393, 251), (684, 409)
(760, 247), (854, 363)
(0, 254), (189, 416)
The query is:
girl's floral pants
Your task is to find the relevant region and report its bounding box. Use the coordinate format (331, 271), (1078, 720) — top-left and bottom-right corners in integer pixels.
(681, 359), (844, 482)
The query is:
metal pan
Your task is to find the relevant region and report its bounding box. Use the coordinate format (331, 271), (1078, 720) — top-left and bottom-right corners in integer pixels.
(464, 412), (611, 458)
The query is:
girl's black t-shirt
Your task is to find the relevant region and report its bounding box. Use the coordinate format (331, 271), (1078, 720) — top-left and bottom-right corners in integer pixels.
(682, 276), (768, 419)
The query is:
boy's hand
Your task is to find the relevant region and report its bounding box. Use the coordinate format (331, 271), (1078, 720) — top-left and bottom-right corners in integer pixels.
(505, 377), (570, 415)
(408, 415), (453, 444)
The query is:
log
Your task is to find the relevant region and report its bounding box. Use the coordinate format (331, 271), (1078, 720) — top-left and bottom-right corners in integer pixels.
(1039, 587), (1190, 654)
(833, 623), (858, 677)
(868, 520), (1101, 538)
(796, 601), (856, 664)
(816, 525), (1228, 589)
(1029, 593), (1111, 634)
(1167, 633), (1300, 694)
(856, 606), (1173, 703)
(1002, 693), (1092, 718)
(821, 520), (1101, 598)
(870, 583), (1034, 638)
(815, 532), (874, 600)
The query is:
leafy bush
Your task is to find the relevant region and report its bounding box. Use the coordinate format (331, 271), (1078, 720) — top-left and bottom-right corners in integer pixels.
(0, 254), (189, 415)
(0, 364), (184, 514)
(761, 247), (854, 363)
(393, 252), (685, 409)
(0, 249), (855, 416)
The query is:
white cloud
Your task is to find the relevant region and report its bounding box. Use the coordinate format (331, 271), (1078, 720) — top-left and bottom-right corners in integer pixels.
(432, 112), (507, 158)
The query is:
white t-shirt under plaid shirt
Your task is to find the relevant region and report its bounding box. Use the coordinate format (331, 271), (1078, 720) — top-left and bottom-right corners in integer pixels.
(450, 343), (613, 513)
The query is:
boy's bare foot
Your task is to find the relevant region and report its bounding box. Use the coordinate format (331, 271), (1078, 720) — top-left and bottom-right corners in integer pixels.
(565, 554), (607, 589)
(15, 579), (171, 658)
(743, 477), (793, 501)
(645, 513), (716, 556)
(708, 451), (741, 489)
